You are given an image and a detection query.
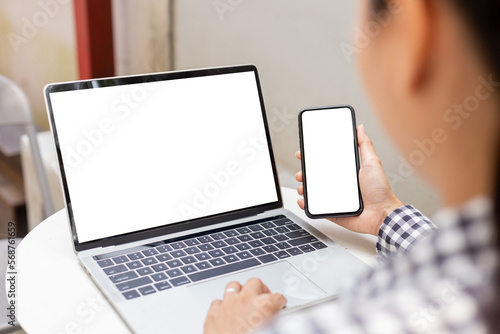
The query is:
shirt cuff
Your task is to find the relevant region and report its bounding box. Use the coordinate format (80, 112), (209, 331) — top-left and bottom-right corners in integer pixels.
(376, 205), (437, 258)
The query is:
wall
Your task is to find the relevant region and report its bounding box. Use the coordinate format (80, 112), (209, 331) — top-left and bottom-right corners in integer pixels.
(174, 0), (440, 216)
(0, 0), (78, 129)
(112, 0), (172, 76)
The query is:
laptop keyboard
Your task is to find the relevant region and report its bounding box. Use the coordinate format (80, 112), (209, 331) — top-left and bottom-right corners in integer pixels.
(93, 215), (327, 300)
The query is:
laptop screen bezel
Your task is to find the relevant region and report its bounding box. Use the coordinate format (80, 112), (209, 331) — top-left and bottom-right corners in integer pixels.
(45, 65), (283, 252)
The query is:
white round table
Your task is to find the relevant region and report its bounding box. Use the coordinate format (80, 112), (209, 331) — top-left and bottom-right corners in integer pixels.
(18, 187), (377, 333)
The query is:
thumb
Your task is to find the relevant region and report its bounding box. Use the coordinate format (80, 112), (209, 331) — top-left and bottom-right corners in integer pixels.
(357, 124), (380, 166)
(270, 293), (287, 311)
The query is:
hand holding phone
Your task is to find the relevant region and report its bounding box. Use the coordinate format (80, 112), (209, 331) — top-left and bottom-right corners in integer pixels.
(297, 106), (404, 236)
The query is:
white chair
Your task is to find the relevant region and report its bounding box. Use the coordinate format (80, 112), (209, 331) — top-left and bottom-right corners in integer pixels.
(0, 75), (55, 221)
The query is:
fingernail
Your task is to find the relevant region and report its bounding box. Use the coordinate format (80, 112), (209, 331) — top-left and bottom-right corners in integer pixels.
(358, 124), (365, 134)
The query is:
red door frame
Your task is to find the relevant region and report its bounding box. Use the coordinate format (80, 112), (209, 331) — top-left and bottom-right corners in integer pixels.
(73, 0), (115, 80)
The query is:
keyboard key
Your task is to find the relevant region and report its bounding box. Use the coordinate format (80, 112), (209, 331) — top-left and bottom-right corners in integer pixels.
(181, 265), (197, 274)
(237, 235), (252, 242)
(274, 251), (291, 259)
(223, 230), (239, 237)
(249, 248), (266, 256)
(235, 243), (251, 251)
(156, 245), (173, 253)
(116, 277), (152, 291)
(151, 273), (168, 282)
(263, 229), (278, 236)
(263, 245), (278, 253)
(104, 264), (128, 276)
(127, 252), (144, 260)
(249, 225), (263, 231)
(123, 290), (140, 300)
(287, 248), (303, 256)
(141, 258), (158, 266)
(188, 258), (260, 282)
(199, 244), (214, 251)
(185, 247), (200, 255)
(248, 240), (264, 248)
(209, 258), (226, 266)
(97, 259), (114, 268)
(211, 240), (228, 248)
(142, 249), (159, 257)
(275, 242), (291, 250)
(273, 218), (292, 226)
(250, 232), (265, 239)
(289, 236), (318, 246)
(261, 237), (276, 245)
(287, 224), (302, 231)
(137, 267), (154, 276)
(126, 261), (143, 270)
(274, 234), (289, 241)
(311, 242), (328, 249)
(112, 255), (129, 264)
(208, 250), (224, 258)
(286, 230), (312, 239)
(197, 236), (214, 243)
(299, 244), (316, 253)
(170, 276), (191, 287)
(223, 255), (239, 263)
(152, 263), (169, 272)
(236, 227), (251, 234)
(185, 238), (200, 246)
(236, 251), (252, 260)
(110, 271), (138, 283)
(154, 281), (172, 291)
(210, 232), (226, 240)
(170, 250), (187, 258)
(138, 285), (156, 295)
(225, 237), (240, 245)
(222, 246), (238, 254)
(166, 268), (183, 278)
(261, 222), (276, 229)
(275, 226), (290, 234)
(171, 241), (186, 249)
(166, 259), (183, 268)
(180, 256), (197, 265)
(195, 253), (211, 261)
(156, 254), (173, 262)
(258, 254), (278, 264)
(195, 261), (212, 270)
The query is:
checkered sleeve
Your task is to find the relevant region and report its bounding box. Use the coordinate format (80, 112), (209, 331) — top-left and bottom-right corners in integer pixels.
(376, 205), (437, 257)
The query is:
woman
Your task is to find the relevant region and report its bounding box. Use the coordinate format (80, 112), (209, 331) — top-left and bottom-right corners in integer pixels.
(204, 0), (500, 333)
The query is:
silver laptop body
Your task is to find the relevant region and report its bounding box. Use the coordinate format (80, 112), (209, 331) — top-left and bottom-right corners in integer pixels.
(44, 65), (369, 333)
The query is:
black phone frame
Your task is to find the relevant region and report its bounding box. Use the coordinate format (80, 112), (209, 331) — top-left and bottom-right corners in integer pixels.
(298, 104), (363, 219)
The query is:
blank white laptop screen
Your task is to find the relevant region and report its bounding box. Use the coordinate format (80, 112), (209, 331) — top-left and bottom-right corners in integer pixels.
(49, 71), (278, 243)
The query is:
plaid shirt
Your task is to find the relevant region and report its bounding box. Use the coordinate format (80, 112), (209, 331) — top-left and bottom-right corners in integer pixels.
(258, 198), (497, 334)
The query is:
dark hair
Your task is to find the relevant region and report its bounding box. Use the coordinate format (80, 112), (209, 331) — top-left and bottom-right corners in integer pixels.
(373, 0), (500, 331)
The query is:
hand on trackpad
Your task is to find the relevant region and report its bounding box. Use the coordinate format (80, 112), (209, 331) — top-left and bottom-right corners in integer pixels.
(188, 261), (326, 310)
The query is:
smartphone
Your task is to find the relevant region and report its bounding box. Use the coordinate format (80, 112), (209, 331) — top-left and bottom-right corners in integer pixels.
(298, 105), (363, 219)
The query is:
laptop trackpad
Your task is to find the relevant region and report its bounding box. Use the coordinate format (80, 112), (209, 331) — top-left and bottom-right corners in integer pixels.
(188, 261), (326, 310)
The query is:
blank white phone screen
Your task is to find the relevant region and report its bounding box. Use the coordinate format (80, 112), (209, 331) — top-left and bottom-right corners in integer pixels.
(302, 108), (360, 216)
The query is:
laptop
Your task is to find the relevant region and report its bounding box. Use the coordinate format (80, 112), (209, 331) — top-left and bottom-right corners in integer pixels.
(44, 65), (369, 333)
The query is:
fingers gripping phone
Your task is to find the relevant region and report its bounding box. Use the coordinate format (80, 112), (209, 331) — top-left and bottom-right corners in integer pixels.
(298, 105), (363, 219)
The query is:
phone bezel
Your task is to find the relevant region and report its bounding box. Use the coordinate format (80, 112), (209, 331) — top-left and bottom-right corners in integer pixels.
(298, 105), (363, 219)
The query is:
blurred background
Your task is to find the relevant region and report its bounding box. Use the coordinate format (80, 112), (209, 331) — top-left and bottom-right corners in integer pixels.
(0, 0), (440, 239)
